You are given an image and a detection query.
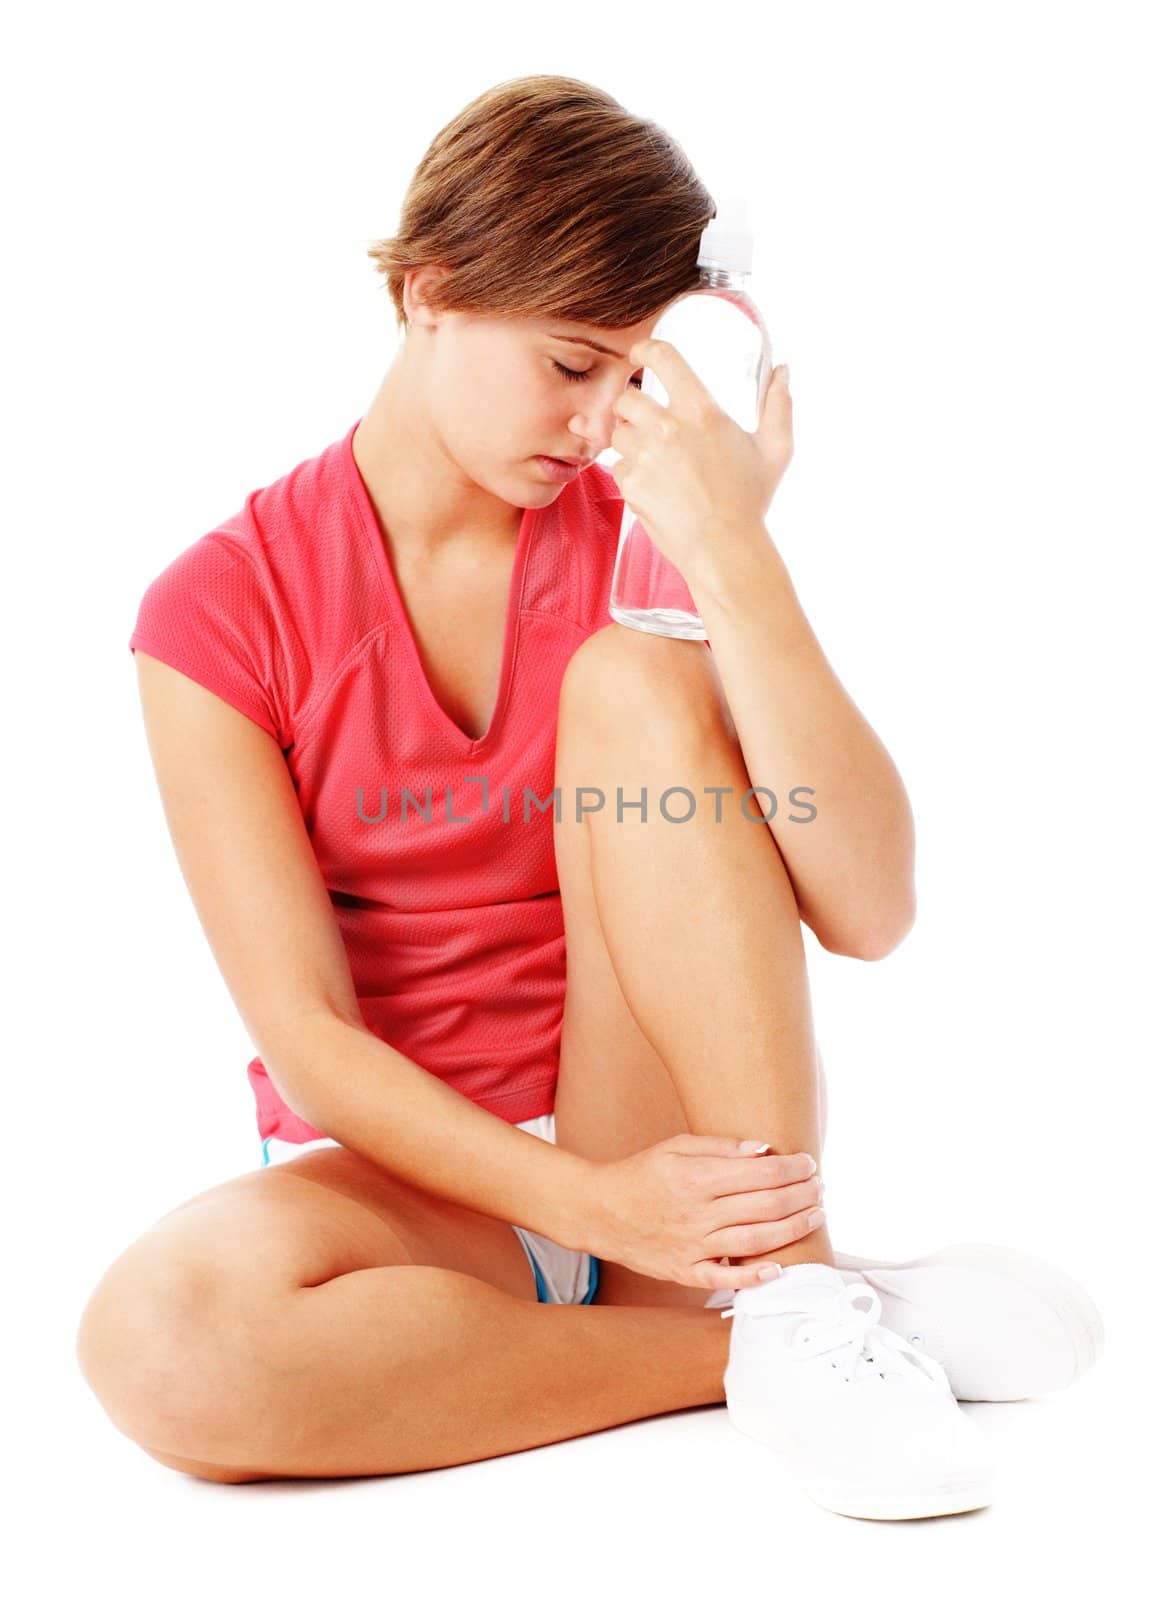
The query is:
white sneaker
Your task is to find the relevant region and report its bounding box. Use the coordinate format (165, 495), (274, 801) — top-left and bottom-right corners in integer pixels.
(708, 1241), (1106, 1402)
(722, 1262), (995, 1521)
(830, 1242), (1105, 1401)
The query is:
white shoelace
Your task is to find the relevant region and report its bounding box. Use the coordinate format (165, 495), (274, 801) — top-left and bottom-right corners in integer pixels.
(722, 1282), (954, 1391)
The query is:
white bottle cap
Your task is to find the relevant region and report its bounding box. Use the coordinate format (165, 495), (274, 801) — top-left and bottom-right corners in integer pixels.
(697, 193), (754, 273)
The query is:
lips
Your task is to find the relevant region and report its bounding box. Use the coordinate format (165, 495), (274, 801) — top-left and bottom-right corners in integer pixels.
(535, 454), (586, 482)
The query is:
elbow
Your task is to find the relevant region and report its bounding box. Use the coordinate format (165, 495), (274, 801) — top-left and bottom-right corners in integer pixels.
(855, 898), (917, 962)
(805, 886), (917, 963)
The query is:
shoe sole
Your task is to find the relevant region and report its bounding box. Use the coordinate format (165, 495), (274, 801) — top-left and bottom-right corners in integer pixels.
(831, 1241), (1105, 1392)
(727, 1399), (994, 1520)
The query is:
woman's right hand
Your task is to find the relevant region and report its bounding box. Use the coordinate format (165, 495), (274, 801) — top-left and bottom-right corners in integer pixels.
(582, 1133), (826, 1293)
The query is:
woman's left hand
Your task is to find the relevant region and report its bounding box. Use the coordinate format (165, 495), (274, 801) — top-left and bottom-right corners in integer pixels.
(607, 337), (794, 583)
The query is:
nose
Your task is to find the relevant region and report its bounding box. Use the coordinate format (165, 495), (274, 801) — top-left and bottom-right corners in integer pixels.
(567, 394), (622, 459)
(564, 427), (605, 463)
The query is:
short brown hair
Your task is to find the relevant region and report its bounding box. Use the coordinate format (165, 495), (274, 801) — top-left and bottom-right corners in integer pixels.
(366, 74), (715, 336)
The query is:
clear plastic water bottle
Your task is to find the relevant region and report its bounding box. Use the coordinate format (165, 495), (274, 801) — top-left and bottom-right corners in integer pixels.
(609, 195), (775, 640)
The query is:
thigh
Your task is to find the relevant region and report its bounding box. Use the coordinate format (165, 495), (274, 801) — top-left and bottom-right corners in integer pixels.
(552, 836), (826, 1169)
(550, 658), (686, 1166)
(549, 631), (827, 1308)
(551, 625), (747, 1166)
(83, 1145), (539, 1368)
(550, 623), (755, 1168)
(80, 1149), (538, 1482)
(552, 765), (690, 1167)
(191, 1145), (538, 1298)
(550, 647), (711, 1308)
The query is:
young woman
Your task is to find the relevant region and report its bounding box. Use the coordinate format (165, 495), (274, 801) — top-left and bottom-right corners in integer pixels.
(76, 75), (1102, 1521)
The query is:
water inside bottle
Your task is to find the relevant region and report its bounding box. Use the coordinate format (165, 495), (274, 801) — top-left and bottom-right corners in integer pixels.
(608, 602), (708, 640)
(609, 286), (771, 641)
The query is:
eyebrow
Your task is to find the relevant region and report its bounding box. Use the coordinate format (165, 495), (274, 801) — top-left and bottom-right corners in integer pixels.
(550, 334), (633, 361)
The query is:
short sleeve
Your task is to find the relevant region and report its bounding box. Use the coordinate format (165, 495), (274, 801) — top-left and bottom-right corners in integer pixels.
(128, 534), (285, 743)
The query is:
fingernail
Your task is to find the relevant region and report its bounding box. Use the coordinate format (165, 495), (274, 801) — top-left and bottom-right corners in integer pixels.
(776, 363), (789, 382)
(757, 1264), (782, 1279)
(739, 1140), (771, 1153)
(807, 1157), (817, 1174)
(807, 1209), (826, 1228)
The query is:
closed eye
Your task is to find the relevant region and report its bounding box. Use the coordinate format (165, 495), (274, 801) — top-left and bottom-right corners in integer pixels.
(553, 360), (643, 389)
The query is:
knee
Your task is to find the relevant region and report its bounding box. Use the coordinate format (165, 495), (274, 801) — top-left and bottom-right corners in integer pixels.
(560, 622), (735, 746)
(75, 1241), (273, 1461)
(136, 1443), (266, 1484)
(76, 1245), (212, 1441)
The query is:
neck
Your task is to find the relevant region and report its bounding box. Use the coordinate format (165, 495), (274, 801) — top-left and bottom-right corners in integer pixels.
(352, 343), (524, 560)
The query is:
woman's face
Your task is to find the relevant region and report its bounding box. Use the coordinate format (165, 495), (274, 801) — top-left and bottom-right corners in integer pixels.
(405, 269), (673, 509)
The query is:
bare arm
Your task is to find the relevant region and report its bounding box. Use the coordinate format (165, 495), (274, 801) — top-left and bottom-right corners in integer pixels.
(266, 1013), (594, 1249)
(689, 535), (917, 961)
(133, 651), (595, 1249)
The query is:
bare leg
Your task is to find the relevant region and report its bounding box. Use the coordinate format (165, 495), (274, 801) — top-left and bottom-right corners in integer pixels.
(555, 625), (833, 1274)
(86, 1260), (733, 1481)
(277, 1273), (735, 1477)
(84, 623), (835, 1483)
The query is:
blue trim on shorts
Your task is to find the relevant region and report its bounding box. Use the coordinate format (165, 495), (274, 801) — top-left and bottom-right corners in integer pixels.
(260, 1137), (273, 1167)
(583, 1254), (600, 1305)
(524, 1246), (599, 1305)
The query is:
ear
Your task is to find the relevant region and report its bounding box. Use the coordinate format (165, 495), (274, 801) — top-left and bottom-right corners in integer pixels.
(404, 264), (452, 327)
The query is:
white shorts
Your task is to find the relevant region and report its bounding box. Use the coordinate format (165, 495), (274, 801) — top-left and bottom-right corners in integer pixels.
(259, 1110), (601, 1306)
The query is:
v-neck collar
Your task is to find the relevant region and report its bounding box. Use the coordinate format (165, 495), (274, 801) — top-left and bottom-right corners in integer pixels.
(341, 418), (537, 757)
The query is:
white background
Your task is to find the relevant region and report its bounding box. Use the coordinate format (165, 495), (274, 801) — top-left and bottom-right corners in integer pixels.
(4, 0), (1160, 1592)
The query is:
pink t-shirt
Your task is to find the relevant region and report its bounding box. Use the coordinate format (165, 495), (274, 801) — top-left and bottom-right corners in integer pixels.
(128, 419), (628, 1141)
